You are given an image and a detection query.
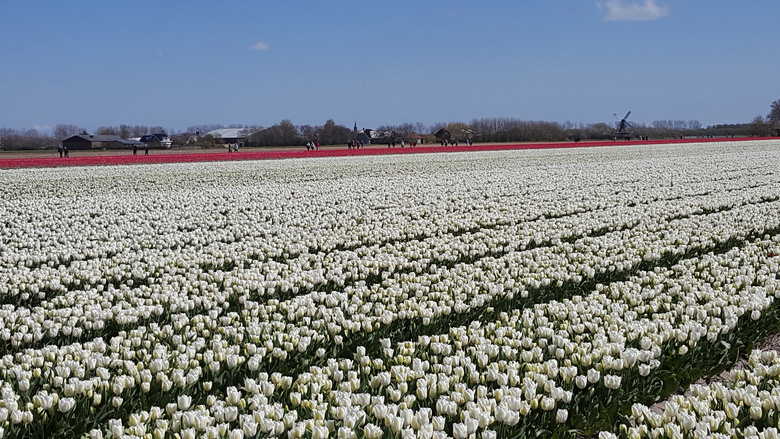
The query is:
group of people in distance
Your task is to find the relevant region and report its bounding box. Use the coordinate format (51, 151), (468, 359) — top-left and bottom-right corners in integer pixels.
(440, 139), (470, 146)
(317, 139), (475, 150)
(132, 144), (150, 155)
(54, 138), (478, 157)
(386, 140), (419, 148)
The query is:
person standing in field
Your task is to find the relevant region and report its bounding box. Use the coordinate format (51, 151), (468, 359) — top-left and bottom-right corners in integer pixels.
(63, 145), (69, 157)
(58, 145), (63, 157)
(133, 144), (137, 155)
(144, 144), (149, 155)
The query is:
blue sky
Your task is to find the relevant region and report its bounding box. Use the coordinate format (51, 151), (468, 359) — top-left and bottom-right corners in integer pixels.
(1, 0), (778, 134)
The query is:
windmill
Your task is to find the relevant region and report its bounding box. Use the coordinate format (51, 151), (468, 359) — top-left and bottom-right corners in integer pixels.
(611, 111), (634, 140)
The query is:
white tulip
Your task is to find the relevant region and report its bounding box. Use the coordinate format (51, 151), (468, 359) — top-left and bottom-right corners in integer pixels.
(178, 394), (192, 411)
(364, 423), (383, 439)
(604, 374), (622, 390)
(58, 397), (76, 413)
(452, 422), (467, 439)
(242, 420), (258, 437)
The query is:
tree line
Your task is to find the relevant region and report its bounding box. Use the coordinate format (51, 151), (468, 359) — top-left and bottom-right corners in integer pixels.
(2, 100), (779, 150)
(750, 99), (780, 137)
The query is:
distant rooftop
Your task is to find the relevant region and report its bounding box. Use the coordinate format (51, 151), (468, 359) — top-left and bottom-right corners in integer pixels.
(207, 128), (247, 138)
(65, 134), (141, 145)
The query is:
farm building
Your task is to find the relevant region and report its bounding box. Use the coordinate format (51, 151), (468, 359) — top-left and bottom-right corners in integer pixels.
(61, 134), (143, 150)
(434, 128), (452, 143)
(207, 128), (248, 145)
(354, 129), (373, 145)
(354, 128), (418, 145)
(139, 133), (172, 148)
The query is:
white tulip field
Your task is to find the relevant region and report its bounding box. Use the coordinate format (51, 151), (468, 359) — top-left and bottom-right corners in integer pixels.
(1, 140), (780, 438)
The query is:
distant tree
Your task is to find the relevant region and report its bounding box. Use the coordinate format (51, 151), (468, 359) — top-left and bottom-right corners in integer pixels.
(769, 99), (780, 125)
(96, 126), (119, 136)
(705, 123), (750, 138)
(23, 128), (39, 138)
(396, 123), (416, 136)
(298, 124), (317, 142)
(377, 123), (421, 139)
(199, 134), (217, 148)
(247, 120), (301, 146)
(319, 119), (352, 145)
(0, 128), (59, 150)
(446, 123), (473, 142)
(429, 122), (447, 134)
(239, 126), (262, 139)
(469, 119), (498, 141)
(277, 120), (300, 145)
(130, 126), (150, 137)
(652, 120), (671, 130)
(0, 128), (16, 148)
(52, 124), (84, 139)
(586, 123), (615, 140)
(749, 115), (771, 137)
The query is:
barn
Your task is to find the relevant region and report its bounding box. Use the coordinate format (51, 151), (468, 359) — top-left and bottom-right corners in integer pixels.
(62, 134), (143, 150)
(207, 128), (248, 146)
(434, 128), (452, 143)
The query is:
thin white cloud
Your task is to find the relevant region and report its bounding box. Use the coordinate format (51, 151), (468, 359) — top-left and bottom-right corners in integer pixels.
(599, 0), (669, 21)
(249, 42), (270, 51)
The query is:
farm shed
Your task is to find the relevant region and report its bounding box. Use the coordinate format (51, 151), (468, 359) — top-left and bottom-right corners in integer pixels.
(207, 128), (248, 145)
(434, 128), (452, 143)
(139, 133), (172, 148)
(61, 134), (143, 150)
